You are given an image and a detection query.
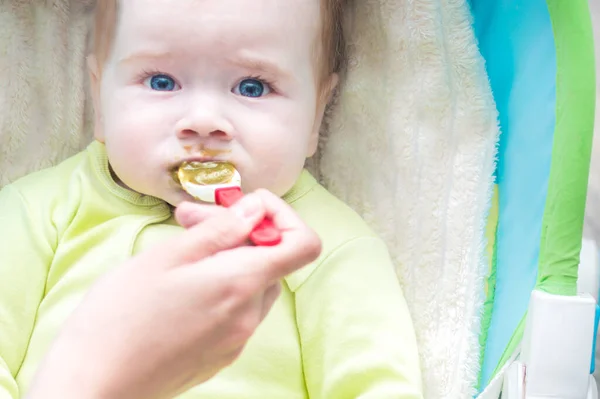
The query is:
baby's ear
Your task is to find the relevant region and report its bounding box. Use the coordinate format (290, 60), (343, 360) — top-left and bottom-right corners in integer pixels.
(321, 73), (339, 105)
(307, 73), (340, 157)
(87, 55), (105, 143)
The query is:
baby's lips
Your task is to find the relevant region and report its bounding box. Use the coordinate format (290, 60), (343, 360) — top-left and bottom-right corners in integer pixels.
(177, 161), (241, 203)
(177, 161), (238, 184)
(171, 169), (182, 185)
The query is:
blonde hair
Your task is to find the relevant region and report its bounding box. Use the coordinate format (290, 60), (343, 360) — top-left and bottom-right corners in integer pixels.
(320, 0), (347, 80)
(92, 0), (118, 72)
(91, 0), (346, 82)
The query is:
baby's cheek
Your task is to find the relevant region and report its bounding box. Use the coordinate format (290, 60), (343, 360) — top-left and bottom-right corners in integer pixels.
(248, 139), (307, 195)
(105, 137), (141, 176)
(104, 118), (156, 181)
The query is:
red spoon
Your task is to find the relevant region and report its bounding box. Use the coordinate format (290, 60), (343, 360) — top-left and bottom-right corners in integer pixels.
(214, 187), (282, 246)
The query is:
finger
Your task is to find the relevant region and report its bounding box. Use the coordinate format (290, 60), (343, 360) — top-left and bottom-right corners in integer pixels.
(248, 190), (322, 280)
(150, 194), (267, 266)
(175, 201), (229, 229)
(260, 282), (281, 321)
(205, 228), (321, 288)
(252, 189), (309, 232)
(175, 194), (265, 263)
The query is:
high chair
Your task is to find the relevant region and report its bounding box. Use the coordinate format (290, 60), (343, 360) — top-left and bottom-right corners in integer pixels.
(472, 1), (596, 397)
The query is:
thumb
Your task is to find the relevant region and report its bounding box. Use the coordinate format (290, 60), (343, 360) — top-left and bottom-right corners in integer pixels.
(155, 194), (267, 267)
(175, 201), (228, 228)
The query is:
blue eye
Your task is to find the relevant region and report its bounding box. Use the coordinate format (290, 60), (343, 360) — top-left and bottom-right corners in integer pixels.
(145, 74), (178, 91)
(234, 78), (271, 98)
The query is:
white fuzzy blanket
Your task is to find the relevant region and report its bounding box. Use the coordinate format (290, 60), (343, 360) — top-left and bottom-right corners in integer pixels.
(0, 1), (499, 398)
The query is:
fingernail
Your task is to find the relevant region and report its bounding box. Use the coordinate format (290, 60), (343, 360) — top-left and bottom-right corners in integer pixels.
(232, 194), (261, 220)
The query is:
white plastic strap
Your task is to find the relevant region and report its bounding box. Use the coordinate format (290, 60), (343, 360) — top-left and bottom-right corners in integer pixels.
(476, 290), (598, 399)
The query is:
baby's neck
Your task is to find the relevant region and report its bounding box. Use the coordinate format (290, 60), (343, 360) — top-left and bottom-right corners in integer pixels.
(108, 162), (175, 212)
(108, 163), (129, 190)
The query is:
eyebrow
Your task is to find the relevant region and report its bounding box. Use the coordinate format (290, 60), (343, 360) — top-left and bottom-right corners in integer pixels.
(117, 50), (174, 67)
(116, 50), (296, 82)
(227, 54), (295, 81)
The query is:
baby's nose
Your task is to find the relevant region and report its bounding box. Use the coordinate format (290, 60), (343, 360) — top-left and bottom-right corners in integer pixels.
(175, 103), (233, 141)
(177, 128), (231, 140)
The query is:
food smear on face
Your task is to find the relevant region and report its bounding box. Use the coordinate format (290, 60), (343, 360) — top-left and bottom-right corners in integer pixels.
(183, 143), (232, 158)
(177, 161), (236, 186)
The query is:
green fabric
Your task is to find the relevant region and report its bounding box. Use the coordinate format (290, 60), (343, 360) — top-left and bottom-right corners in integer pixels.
(478, 185), (499, 387)
(490, 0), (596, 380)
(0, 141), (423, 399)
(536, 0), (596, 295)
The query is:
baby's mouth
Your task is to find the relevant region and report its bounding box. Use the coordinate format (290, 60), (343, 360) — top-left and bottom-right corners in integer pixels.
(172, 161), (237, 187)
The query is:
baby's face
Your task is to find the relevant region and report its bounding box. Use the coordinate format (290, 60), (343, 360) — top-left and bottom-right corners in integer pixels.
(93, 0), (329, 205)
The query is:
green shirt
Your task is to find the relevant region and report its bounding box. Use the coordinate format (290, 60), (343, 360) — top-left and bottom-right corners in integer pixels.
(0, 141), (422, 398)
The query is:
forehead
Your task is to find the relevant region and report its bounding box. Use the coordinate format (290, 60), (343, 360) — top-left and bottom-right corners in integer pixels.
(112, 0), (321, 60)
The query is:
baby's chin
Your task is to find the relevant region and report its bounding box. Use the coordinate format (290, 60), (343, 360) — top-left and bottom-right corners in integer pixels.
(172, 192), (215, 207)
(113, 173), (189, 208)
(156, 187), (207, 208)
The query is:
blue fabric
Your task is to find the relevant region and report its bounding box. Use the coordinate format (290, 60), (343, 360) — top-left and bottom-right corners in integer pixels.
(591, 305), (599, 374)
(470, 0), (557, 387)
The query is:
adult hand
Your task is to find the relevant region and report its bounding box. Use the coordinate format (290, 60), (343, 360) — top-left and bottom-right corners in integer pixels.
(26, 190), (322, 399)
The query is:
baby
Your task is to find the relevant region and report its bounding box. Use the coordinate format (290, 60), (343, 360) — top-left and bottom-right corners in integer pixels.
(0, 0), (423, 398)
